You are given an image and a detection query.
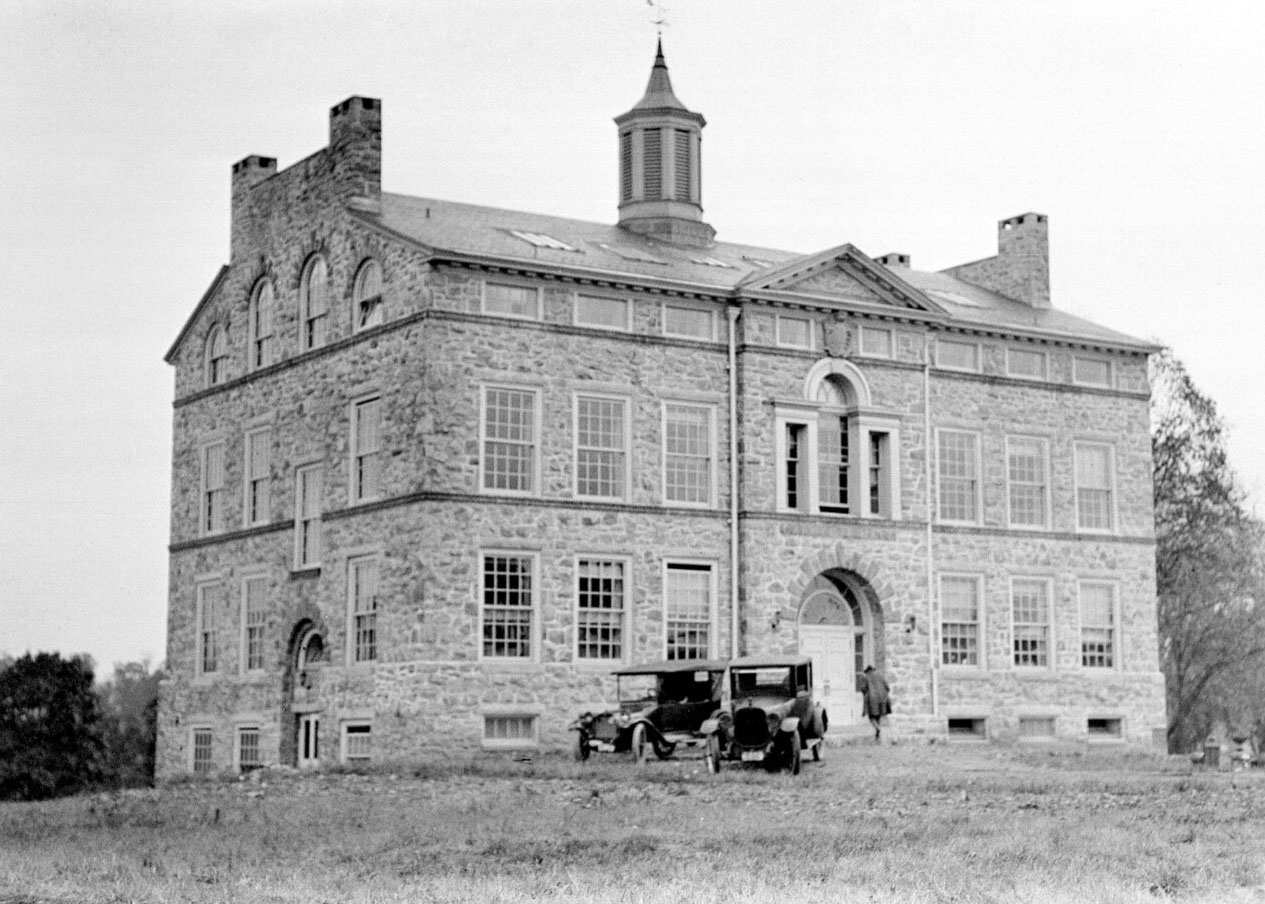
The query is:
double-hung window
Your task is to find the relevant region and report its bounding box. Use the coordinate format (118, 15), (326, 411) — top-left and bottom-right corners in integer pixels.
(196, 582), (221, 676)
(205, 326), (227, 387)
(294, 465), (323, 569)
(664, 562), (713, 660)
(575, 396), (627, 500)
(353, 260), (383, 332)
(244, 428), (271, 527)
(482, 387), (538, 494)
(817, 413), (850, 513)
(940, 576), (981, 667)
(351, 396), (383, 503)
(481, 553), (535, 659)
(201, 441), (226, 535)
(237, 727), (261, 772)
(301, 256), (329, 351)
(249, 282), (275, 369)
(241, 575), (267, 672)
(937, 431), (979, 523)
(1012, 579), (1051, 668)
(1006, 436), (1048, 529)
(576, 558), (626, 661)
(192, 728), (213, 774)
(1080, 582), (1117, 669)
(348, 556), (379, 664)
(664, 403), (713, 506)
(1075, 442), (1115, 531)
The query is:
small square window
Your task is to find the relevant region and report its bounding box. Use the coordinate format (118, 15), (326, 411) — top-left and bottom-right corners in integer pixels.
(575, 295), (629, 331)
(1019, 717), (1056, 740)
(1074, 357), (1112, 388)
(1007, 347), (1046, 380)
(947, 717), (987, 740)
(483, 714), (537, 747)
(484, 283), (540, 319)
(937, 339), (979, 372)
(1087, 717), (1122, 740)
(663, 304), (713, 341)
(776, 315), (812, 349)
(342, 723), (372, 763)
(859, 326), (893, 358)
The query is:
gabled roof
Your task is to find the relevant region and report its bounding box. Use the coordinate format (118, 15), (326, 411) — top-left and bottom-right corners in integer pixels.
(164, 266), (229, 364)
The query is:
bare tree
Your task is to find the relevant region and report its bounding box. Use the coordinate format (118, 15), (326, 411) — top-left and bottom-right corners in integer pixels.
(1152, 349), (1265, 751)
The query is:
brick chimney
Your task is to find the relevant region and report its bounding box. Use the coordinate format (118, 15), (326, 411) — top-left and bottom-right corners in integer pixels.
(329, 96), (382, 213)
(944, 213), (1050, 309)
(230, 154), (276, 262)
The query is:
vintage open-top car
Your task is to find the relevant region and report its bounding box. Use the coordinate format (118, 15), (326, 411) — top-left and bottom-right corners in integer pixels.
(701, 655), (827, 775)
(570, 659), (728, 763)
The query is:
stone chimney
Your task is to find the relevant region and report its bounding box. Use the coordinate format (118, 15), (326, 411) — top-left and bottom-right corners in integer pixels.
(329, 96), (382, 213)
(875, 252), (911, 269)
(944, 213), (1050, 309)
(230, 154), (276, 262)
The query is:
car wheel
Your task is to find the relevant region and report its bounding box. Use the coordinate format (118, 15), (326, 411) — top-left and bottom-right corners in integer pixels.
(704, 734), (721, 774)
(787, 728), (801, 776)
(630, 723), (648, 765)
(576, 731), (590, 762)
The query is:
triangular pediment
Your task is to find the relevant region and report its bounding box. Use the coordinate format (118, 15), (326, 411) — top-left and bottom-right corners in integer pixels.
(738, 244), (943, 313)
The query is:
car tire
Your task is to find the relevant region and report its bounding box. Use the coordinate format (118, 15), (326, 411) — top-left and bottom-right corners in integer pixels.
(631, 723), (648, 765)
(787, 728), (801, 776)
(704, 734), (721, 774)
(576, 731), (590, 762)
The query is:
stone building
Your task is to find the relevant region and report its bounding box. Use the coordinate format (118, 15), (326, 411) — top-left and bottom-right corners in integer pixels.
(157, 44), (1166, 777)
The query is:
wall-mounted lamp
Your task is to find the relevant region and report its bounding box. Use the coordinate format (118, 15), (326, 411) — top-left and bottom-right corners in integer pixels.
(904, 614), (917, 633)
(770, 611), (781, 631)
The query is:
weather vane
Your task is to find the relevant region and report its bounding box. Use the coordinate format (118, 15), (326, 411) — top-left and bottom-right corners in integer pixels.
(646, 0), (669, 36)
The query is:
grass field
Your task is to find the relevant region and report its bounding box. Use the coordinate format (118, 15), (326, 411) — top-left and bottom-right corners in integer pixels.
(2, 742), (1264, 903)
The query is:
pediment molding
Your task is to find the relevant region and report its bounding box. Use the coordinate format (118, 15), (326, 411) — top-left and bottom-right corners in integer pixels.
(738, 244), (943, 314)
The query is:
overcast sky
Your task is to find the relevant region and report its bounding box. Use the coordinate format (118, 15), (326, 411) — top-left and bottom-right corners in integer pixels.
(4, 1), (1263, 673)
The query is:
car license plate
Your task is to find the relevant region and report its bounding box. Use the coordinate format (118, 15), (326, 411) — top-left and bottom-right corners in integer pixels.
(594, 742), (616, 753)
(741, 751), (764, 763)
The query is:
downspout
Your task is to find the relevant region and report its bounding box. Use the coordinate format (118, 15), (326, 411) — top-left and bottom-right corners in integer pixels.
(728, 305), (742, 659)
(924, 335), (938, 717)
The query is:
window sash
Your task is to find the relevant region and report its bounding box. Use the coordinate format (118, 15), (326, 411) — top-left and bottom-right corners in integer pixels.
(664, 404), (711, 504)
(937, 339), (978, 371)
(1080, 584), (1116, 668)
(1075, 443), (1114, 530)
(1012, 581), (1050, 667)
(483, 388), (537, 493)
(245, 429), (271, 525)
(1007, 348), (1046, 379)
(576, 396), (626, 499)
(251, 284), (275, 368)
(343, 724), (372, 762)
(1074, 357), (1112, 387)
(192, 729), (213, 773)
(663, 305), (712, 340)
(937, 432), (978, 522)
(295, 465), (323, 567)
(197, 584), (220, 674)
(350, 558), (379, 663)
(665, 564), (711, 660)
(940, 577), (980, 666)
(482, 555), (534, 658)
(817, 414), (850, 512)
(785, 424), (803, 510)
(575, 295), (629, 330)
(577, 559), (625, 660)
(303, 258), (329, 348)
(354, 261), (384, 331)
(237, 728), (261, 770)
(1007, 437), (1047, 527)
(243, 576), (267, 671)
(484, 283), (538, 319)
(353, 398), (382, 502)
(484, 715), (535, 741)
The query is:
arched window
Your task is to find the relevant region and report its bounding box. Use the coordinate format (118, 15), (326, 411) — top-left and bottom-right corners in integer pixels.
(204, 324), (227, 387)
(248, 280), (275, 369)
(300, 256), (329, 350)
(775, 359), (901, 520)
(353, 259), (383, 332)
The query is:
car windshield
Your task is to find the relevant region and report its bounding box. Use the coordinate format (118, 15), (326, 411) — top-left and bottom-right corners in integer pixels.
(617, 674), (657, 706)
(657, 670), (720, 703)
(731, 666), (793, 697)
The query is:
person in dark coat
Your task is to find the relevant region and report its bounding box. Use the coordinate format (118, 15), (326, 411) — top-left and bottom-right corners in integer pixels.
(858, 665), (891, 743)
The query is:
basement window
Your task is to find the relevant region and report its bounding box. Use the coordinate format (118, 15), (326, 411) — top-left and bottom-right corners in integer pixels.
(947, 717), (987, 741)
(1087, 717), (1123, 741)
(341, 722), (372, 763)
(509, 230), (576, 252)
(1019, 717), (1056, 740)
(482, 714), (538, 749)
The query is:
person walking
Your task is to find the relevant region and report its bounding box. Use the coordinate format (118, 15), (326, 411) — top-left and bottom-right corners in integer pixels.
(858, 665), (891, 743)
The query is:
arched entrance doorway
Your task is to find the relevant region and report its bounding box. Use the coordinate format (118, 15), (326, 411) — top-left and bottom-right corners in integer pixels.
(281, 620), (328, 768)
(797, 571), (882, 725)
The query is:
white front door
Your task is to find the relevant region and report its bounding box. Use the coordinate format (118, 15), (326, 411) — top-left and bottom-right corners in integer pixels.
(298, 714), (320, 768)
(799, 624), (858, 724)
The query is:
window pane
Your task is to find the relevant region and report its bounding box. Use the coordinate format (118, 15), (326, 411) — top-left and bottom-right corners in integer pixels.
(937, 339), (978, 371)
(664, 404), (710, 504)
(1007, 348), (1045, 379)
(1075, 444), (1114, 530)
(1007, 437), (1046, 527)
(663, 305), (711, 340)
(941, 576), (979, 667)
(355, 261), (384, 330)
(353, 398), (382, 501)
(666, 564), (711, 660)
(483, 555), (533, 658)
(575, 295), (628, 330)
(817, 414), (849, 512)
(577, 559), (625, 660)
(938, 432), (978, 522)
(193, 729), (213, 773)
(484, 389), (536, 492)
(485, 283), (538, 318)
(244, 576), (267, 671)
(350, 558), (378, 663)
(238, 728), (261, 770)
(576, 397), (625, 498)
(1081, 583), (1115, 668)
(1012, 580), (1049, 667)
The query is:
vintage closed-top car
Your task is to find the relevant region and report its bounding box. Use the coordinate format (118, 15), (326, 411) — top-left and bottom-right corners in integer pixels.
(569, 659), (728, 763)
(701, 655), (827, 775)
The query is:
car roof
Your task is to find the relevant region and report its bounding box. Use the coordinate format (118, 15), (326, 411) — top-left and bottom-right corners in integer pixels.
(613, 658), (729, 676)
(728, 655), (812, 668)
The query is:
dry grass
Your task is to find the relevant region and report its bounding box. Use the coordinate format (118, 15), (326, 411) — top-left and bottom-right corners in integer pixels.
(2, 743), (1265, 903)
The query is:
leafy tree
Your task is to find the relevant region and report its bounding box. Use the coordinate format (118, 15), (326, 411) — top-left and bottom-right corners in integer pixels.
(0, 652), (105, 800)
(96, 660), (163, 787)
(1152, 349), (1265, 752)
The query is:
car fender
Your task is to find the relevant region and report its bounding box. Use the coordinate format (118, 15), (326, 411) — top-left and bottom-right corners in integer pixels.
(780, 716), (801, 735)
(699, 718), (721, 735)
